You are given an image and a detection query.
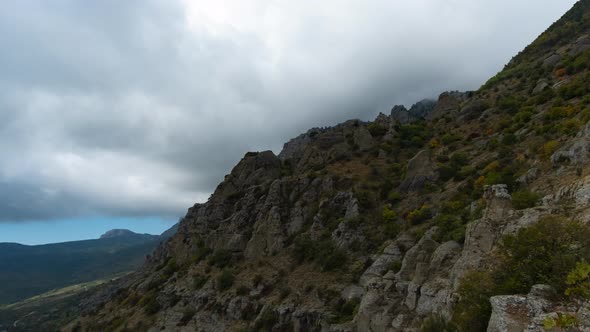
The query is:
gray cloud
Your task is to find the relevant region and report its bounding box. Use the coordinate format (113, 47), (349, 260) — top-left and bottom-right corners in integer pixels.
(0, 0), (577, 221)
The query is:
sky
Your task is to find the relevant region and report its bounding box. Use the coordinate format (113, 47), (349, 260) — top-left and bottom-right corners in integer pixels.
(0, 0), (578, 244)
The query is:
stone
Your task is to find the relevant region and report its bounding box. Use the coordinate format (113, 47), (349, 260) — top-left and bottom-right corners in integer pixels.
(341, 285), (365, 301)
(398, 150), (438, 192)
(543, 53), (562, 67)
(551, 120), (590, 165)
(517, 167), (540, 184)
(532, 79), (549, 94)
(427, 91), (470, 120)
(487, 295), (530, 332)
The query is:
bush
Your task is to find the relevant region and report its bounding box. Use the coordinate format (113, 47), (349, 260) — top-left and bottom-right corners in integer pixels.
(498, 96), (522, 114)
(367, 123), (388, 137)
(495, 216), (590, 295)
(406, 205), (432, 225)
(565, 261), (590, 300)
(192, 245), (212, 264)
(382, 205), (397, 223)
(438, 152), (471, 182)
(501, 133), (517, 145)
(452, 270), (494, 331)
(178, 308), (196, 326)
(292, 235), (347, 271)
(236, 285), (250, 296)
(208, 249), (233, 268)
(192, 274), (208, 290)
(141, 292), (161, 315)
(217, 269), (235, 291)
(543, 140), (559, 158)
(511, 190), (541, 210)
(452, 217), (590, 329)
(279, 286), (291, 300)
(330, 298), (360, 324)
(396, 123), (431, 148)
(254, 308), (279, 330)
(421, 314), (458, 332)
(388, 260), (402, 273)
(387, 191), (402, 204)
(435, 214), (467, 244)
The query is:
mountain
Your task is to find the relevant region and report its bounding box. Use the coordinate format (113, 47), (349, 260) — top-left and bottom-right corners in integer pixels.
(0, 225), (177, 305)
(99, 229), (152, 239)
(30, 1), (590, 330)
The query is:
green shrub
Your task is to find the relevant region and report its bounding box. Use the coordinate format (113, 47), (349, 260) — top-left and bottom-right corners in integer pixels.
(292, 235), (347, 271)
(162, 258), (179, 278)
(498, 96), (522, 114)
(387, 191), (402, 204)
(420, 314), (458, 332)
(192, 274), (208, 290)
(441, 133), (461, 145)
(208, 249), (233, 268)
(367, 123), (388, 137)
(543, 140), (559, 158)
(406, 205), (432, 225)
(452, 271), (494, 331)
(330, 298), (360, 324)
(511, 190), (541, 210)
(382, 205), (397, 222)
(388, 260), (402, 273)
(236, 285), (250, 296)
(452, 217), (590, 329)
(543, 313), (579, 330)
(192, 245), (212, 264)
(141, 292), (161, 315)
(450, 152), (469, 167)
(217, 269), (235, 291)
(435, 214), (467, 244)
(254, 308), (279, 330)
(279, 286), (291, 300)
(501, 133), (517, 145)
(178, 308), (196, 326)
(395, 123), (431, 148)
(565, 261), (590, 299)
(438, 152), (471, 182)
(495, 216), (590, 295)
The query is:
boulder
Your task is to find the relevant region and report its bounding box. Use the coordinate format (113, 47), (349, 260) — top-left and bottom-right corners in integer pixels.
(551, 120), (590, 165)
(398, 150), (438, 192)
(532, 79), (549, 94)
(543, 53), (562, 67)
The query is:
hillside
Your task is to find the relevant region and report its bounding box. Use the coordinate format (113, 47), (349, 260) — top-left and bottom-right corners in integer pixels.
(0, 227), (175, 305)
(63, 1), (590, 331)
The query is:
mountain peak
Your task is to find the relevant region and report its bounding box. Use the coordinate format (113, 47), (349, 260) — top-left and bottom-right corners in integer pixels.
(98, 229), (140, 239)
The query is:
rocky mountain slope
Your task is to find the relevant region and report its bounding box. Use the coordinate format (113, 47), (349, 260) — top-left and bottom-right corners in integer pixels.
(65, 1), (590, 331)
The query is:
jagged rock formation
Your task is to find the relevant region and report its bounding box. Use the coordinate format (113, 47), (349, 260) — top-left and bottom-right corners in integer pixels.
(61, 1), (590, 331)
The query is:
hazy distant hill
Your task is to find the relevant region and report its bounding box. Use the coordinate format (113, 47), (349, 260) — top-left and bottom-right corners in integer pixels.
(0, 225), (176, 305)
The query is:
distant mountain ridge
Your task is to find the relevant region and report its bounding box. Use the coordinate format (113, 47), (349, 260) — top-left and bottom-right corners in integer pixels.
(0, 224), (178, 305)
(99, 229), (154, 239)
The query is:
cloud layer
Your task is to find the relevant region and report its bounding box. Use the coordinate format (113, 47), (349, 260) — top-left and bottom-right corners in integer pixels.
(0, 0), (576, 221)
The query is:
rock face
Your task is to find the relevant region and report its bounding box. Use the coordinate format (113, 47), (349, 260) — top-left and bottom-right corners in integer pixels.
(390, 99), (436, 124)
(426, 91), (470, 120)
(398, 150), (438, 192)
(551, 120), (590, 165)
(488, 285), (590, 332)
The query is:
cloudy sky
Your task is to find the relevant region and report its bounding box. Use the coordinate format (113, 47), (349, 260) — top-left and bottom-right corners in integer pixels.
(0, 0), (577, 244)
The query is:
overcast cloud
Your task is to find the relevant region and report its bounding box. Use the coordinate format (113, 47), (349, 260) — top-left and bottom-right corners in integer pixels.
(0, 0), (577, 222)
